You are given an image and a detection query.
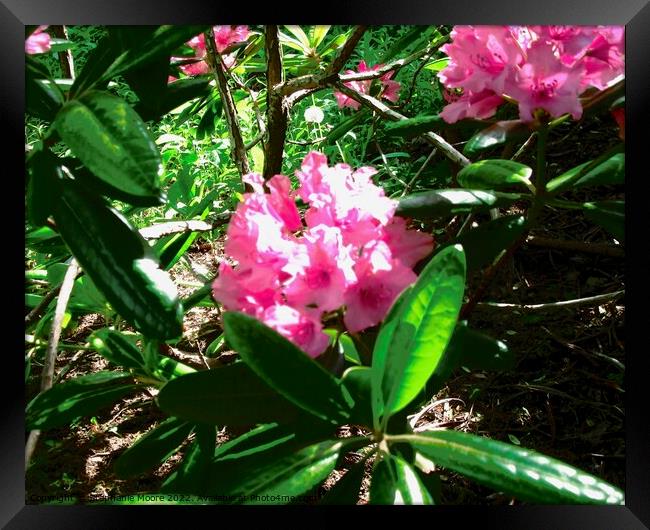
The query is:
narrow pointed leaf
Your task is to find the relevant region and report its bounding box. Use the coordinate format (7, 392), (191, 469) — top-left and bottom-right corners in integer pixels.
(370, 454), (433, 505)
(458, 160), (532, 190)
(372, 245), (466, 424)
(90, 329), (145, 371)
(320, 458), (368, 505)
(463, 120), (531, 157)
(452, 214), (526, 272)
(26, 372), (138, 430)
(396, 189), (523, 221)
(223, 312), (353, 424)
(51, 179), (183, 339)
(408, 430), (624, 504)
(157, 361), (301, 425)
(546, 152), (624, 194)
(582, 200), (625, 243)
(161, 424), (216, 494)
(114, 417), (194, 478)
(55, 90), (162, 200)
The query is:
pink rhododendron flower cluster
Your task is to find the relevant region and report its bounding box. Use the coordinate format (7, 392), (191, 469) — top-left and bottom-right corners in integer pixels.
(334, 61), (401, 110)
(25, 26), (51, 55)
(172, 25), (250, 76)
(212, 152), (434, 357)
(438, 25), (625, 123)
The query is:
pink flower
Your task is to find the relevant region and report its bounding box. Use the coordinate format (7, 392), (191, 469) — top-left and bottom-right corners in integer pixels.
(214, 25), (250, 53)
(438, 25), (625, 123)
(343, 243), (416, 333)
(334, 60), (401, 109)
(439, 26), (522, 94)
(382, 217), (435, 268)
(25, 25), (51, 55)
(212, 151), (434, 356)
(260, 305), (330, 358)
(284, 225), (353, 313)
(505, 42), (584, 121)
(173, 26), (249, 76)
(440, 89), (503, 123)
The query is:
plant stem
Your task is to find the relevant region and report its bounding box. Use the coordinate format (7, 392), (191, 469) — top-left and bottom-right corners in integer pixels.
(526, 121), (549, 227)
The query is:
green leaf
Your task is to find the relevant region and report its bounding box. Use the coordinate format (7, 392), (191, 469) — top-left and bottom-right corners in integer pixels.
(157, 361), (301, 425)
(326, 111), (367, 145)
(342, 366), (373, 428)
(463, 121), (531, 158)
(384, 115), (484, 139)
(55, 90), (162, 200)
(114, 417), (194, 478)
(452, 215), (526, 273)
(151, 78), (212, 121)
(51, 179), (183, 340)
(216, 439), (355, 504)
(27, 150), (62, 227)
(310, 25), (331, 48)
(370, 454), (433, 505)
(64, 162), (166, 208)
(284, 26), (311, 51)
(582, 201), (625, 243)
(407, 430), (624, 504)
(396, 189), (523, 221)
(90, 329), (145, 371)
(457, 160), (533, 190)
(161, 424), (216, 494)
(372, 245), (466, 425)
(450, 325), (514, 371)
(319, 458), (368, 505)
(546, 152), (625, 194)
(26, 57), (65, 121)
(223, 312), (353, 425)
(26, 372), (138, 430)
(98, 26), (209, 86)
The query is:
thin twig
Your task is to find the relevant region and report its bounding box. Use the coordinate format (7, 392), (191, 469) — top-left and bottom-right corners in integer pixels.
(330, 81), (471, 168)
(402, 148), (437, 196)
(476, 290), (624, 311)
(138, 212), (232, 240)
(525, 235), (624, 258)
(205, 29), (250, 180)
(26, 259), (79, 469)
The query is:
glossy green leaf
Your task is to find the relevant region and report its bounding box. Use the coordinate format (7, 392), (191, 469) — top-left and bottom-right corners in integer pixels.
(114, 417), (194, 478)
(26, 57), (65, 121)
(370, 454), (433, 505)
(320, 458), (368, 505)
(223, 312), (353, 424)
(452, 215), (526, 273)
(98, 26), (209, 86)
(51, 179), (183, 340)
(457, 160), (532, 190)
(161, 424), (216, 494)
(157, 361), (301, 425)
(546, 152), (624, 194)
(463, 120), (531, 158)
(26, 372), (138, 430)
(55, 90), (162, 200)
(372, 245), (466, 425)
(342, 366), (373, 427)
(407, 430), (624, 504)
(384, 115), (484, 139)
(90, 329), (145, 371)
(310, 25), (331, 48)
(449, 325), (514, 371)
(396, 189), (523, 221)
(152, 78), (213, 122)
(218, 439), (353, 504)
(326, 111), (367, 144)
(582, 201), (625, 243)
(26, 150), (62, 227)
(64, 162), (166, 207)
